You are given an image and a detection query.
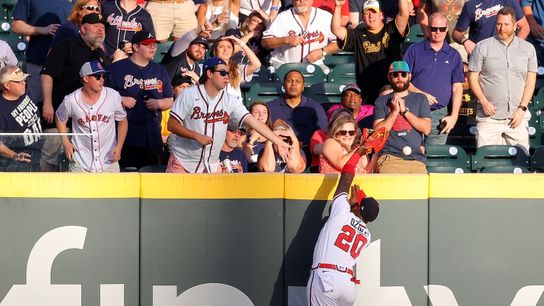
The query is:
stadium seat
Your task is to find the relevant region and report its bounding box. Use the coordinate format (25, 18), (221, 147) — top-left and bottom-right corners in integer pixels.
(245, 82), (284, 106)
(403, 24), (425, 52)
(153, 41), (173, 63)
(531, 146), (544, 172)
(274, 63), (327, 85)
(139, 165), (167, 173)
(480, 165), (530, 173)
(471, 145), (530, 172)
(323, 51), (354, 67)
(327, 63), (356, 84)
(532, 87), (544, 110)
(304, 82), (344, 111)
(426, 145), (471, 173)
(528, 108), (544, 148)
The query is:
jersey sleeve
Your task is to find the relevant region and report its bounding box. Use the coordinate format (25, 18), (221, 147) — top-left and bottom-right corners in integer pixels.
(510, 0), (526, 20)
(12, 0), (30, 22)
(169, 87), (192, 123)
(228, 94), (251, 123)
(451, 52), (465, 84)
(454, 4), (471, 32)
(339, 28), (357, 51)
(159, 66), (174, 98)
(55, 95), (72, 123)
(330, 192), (351, 218)
(262, 12), (285, 38)
(112, 90), (127, 121)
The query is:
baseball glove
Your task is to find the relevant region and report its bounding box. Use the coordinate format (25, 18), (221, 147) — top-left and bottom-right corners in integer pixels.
(360, 127), (389, 155)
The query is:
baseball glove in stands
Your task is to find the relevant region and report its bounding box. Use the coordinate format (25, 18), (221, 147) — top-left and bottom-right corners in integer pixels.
(360, 127), (389, 156)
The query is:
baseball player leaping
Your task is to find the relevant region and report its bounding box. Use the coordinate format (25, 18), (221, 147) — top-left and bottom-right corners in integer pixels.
(307, 127), (389, 306)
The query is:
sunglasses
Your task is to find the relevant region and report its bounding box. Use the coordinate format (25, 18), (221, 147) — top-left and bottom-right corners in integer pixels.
(430, 26), (447, 33)
(335, 130), (356, 136)
(82, 5), (101, 12)
(389, 72), (408, 78)
(280, 135), (293, 145)
(213, 70), (229, 77)
(90, 74), (105, 80)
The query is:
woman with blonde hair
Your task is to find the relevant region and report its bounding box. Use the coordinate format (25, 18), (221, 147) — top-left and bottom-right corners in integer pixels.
(319, 113), (370, 174)
(51, 0), (101, 46)
(197, 0), (240, 40)
(211, 34), (261, 102)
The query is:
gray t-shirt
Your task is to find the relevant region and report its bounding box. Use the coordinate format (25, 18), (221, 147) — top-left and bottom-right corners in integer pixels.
(469, 36), (537, 119)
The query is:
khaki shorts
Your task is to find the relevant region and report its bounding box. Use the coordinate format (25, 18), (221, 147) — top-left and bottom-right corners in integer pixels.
(377, 154), (427, 174)
(476, 112), (531, 155)
(145, 1), (198, 40)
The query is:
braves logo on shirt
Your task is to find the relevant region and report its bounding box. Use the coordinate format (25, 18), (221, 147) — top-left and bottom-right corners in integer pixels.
(123, 75), (164, 92)
(77, 114), (111, 125)
(475, 4), (502, 21)
(287, 29), (325, 45)
(106, 14), (143, 32)
(189, 107), (230, 124)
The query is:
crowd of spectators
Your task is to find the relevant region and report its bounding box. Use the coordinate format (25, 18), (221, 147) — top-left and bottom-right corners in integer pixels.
(0, 0), (541, 173)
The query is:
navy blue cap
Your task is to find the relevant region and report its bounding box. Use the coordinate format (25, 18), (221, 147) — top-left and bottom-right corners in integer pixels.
(202, 57), (227, 71)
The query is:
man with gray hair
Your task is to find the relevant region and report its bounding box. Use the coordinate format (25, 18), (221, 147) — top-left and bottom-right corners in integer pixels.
(40, 13), (110, 171)
(468, 7), (537, 154)
(0, 66), (43, 171)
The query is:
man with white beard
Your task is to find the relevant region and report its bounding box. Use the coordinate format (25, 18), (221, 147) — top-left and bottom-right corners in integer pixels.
(40, 13), (110, 171)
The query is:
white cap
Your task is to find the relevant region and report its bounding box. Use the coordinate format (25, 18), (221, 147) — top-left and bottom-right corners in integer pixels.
(363, 0), (380, 12)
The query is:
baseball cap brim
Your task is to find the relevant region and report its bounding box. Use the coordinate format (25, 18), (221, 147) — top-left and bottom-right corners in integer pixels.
(0, 68), (30, 84)
(139, 38), (160, 45)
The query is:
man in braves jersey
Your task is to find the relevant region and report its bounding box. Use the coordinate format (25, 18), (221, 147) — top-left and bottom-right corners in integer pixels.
(0, 66), (43, 172)
(102, 0), (155, 57)
(166, 57), (291, 173)
(307, 128), (386, 306)
(56, 61), (128, 172)
(262, 0), (339, 69)
(332, 0), (410, 105)
(106, 30), (174, 170)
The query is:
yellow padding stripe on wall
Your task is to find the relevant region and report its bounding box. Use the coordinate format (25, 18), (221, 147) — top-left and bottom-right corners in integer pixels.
(140, 173), (285, 199)
(429, 173), (544, 198)
(0, 173), (140, 198)
(285, 174), (429, 200)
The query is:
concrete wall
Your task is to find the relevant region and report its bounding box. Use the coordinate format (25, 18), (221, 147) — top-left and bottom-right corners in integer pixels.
(0, 173), (543, 305)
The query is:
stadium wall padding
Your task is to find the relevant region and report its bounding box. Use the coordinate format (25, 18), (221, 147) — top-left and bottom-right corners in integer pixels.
(0, 173), (543, 306)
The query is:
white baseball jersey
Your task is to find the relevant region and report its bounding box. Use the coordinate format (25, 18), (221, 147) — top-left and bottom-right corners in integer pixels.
(263, 7), (336, 64)
(312, 192), (371, 269)
(56, 87), (127, 172)
(169, 85), (250, 173)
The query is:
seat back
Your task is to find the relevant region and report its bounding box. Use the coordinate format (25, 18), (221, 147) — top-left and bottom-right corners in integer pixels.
(471, 145), (530, 172)
(153, 41), (174, 63)
(531, 146), (544, 171)
(245, 82), (284, 106)
(426, 145), (471, 173)
(323, 51), (354, 67)
(327, 63), (356, 84)
(275, 63), (327, 85)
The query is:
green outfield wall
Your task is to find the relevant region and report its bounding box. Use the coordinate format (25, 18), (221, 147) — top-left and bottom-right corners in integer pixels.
(0, 173), (543, 306)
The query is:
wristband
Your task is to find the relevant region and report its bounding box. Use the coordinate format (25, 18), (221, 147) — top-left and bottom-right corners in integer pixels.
(270, 6), (280, 11)
(342, 152), (361, 175)
(461, 38), (468, 45)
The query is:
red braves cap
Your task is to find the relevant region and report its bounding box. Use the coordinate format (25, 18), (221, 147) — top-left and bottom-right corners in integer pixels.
(132, 30), (159, 45)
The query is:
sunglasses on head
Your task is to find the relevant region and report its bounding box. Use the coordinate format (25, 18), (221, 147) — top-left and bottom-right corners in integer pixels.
(389, 71), (408, 78)
(280, 135), (293, 145)
(213, 69), (229, 77)
(336, 130), (356, 136)
(430, 26), (447, 33)
(82, 5), (101, 12)
(90, 74), (104, 80)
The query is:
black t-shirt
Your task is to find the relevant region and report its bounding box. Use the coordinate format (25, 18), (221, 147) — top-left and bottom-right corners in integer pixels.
(0, 94), (43, 171)
(339, 21), (406, 105)
(41, 35), (110, 128)
(161, 49), (201, 82)
(219, 147), (248, 173)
